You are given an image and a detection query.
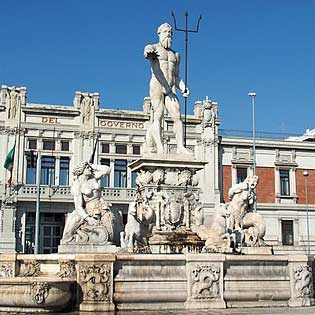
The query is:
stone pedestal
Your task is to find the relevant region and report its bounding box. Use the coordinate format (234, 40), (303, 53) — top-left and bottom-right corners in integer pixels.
(58, 244), (119, 254)
(288, 255), (315, 307)
(185, 253), (226, 309)
(241, 246), (273, 255)
(76, 254), (115, 312)
(129, 156), (206, 254)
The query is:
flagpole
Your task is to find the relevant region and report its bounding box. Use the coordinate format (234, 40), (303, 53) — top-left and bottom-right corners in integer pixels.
(34, 151), (41, 254)
(16, 92), (23, 189)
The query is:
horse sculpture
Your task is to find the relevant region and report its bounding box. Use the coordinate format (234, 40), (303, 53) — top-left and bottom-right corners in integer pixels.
(120, 192), (155, 253)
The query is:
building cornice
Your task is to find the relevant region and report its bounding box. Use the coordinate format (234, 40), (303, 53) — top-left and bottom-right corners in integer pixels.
(220, 137), (315, 150)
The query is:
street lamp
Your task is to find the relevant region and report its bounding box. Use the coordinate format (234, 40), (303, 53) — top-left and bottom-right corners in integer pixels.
(248, 92), (256, 212)
(303, 170), (310, 255)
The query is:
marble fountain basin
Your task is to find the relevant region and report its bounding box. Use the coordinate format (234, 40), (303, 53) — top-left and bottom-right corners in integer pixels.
(0, 277), (74, 313)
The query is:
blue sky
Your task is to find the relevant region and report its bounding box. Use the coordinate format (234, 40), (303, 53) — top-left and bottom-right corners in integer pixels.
(1, 1), (315, 134)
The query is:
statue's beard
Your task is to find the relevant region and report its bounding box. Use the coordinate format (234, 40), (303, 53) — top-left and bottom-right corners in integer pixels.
(160, 36), (172, 49)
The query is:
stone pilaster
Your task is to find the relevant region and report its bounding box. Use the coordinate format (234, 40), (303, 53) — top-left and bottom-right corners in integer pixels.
(185, 253), (226, 309)
(288, 255), (315, 307)
(76, 254), (115, 312)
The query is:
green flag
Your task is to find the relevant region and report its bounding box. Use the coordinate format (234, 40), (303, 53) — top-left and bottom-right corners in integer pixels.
(4, 144), (15, 171)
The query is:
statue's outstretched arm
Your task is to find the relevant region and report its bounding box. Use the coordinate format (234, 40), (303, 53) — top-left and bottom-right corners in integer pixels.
(144, 44), (172, 95)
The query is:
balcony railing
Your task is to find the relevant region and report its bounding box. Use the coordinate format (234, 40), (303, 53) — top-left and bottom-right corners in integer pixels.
(16, 185), (136, 203)
(219, 129), (300, 140)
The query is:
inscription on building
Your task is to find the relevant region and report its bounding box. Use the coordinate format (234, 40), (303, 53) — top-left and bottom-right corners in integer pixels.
(42, 117), (58, 124)
(99, 120), (144, 129)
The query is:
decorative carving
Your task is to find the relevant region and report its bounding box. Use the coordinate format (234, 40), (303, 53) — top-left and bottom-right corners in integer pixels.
(0, 263), (13, 278)
(177, 170), (192, 186)
(23, 261), (40, 277)
(0, 86), (26, 120)
(31, 282), (49, 304)
(73, 91), (99, 130)
(58, 260), (76, 279)
(3, 193), (17, 206)
(135, 170), (153, 187)
(73, 131), (96, 139)
(184, 190), (203, 230)
(80, 264), (111, 302)
(294, 265), (314, 298)
(135, 168), (195, 188)
(81, 94), (94, 124)
(152, 168), (165, 185)
(191, 264), (220, 299)
(121, 191), (155, 253)
(61, 161), (115, 246)
(164, 169), (180, 185)
(164, 194), (183, 230)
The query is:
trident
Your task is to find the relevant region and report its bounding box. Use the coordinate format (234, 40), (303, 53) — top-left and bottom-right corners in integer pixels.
(171, 11), (202, 148)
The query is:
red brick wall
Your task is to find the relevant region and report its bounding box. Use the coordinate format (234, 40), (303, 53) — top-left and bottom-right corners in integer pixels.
(296, 169), (315, 204)
(222, 165), (232, 203)
(256, 167), (275, 203)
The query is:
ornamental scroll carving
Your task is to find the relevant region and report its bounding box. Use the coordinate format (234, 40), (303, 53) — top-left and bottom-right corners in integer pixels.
(58, 260), (76, 279)
(294, 265), (314, 298)
(0, 263), (13, 278)
(22, 261), (41, 277)
(80, 264), (111, 302)
(31, 282), (49, 304)
(191, 264), (220, 299)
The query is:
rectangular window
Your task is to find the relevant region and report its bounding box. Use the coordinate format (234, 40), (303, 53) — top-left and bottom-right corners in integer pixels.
(237, 168), (247, 183)
(281, 220), (294, 246)
(131, 171), (137, 188)
(59, 157), (70, 186)
(100, 158), (110, 187)
(28, 139), (37, 150)
(26, 152), (37, 184)
(116, 144), (127, 154)
(43, 140), (55, 151)
(280, 170), (290, 196)
(101, 143), (110, 153)
(114, 159), (127, 187)
(41, 156), (55, 185)
(25, 212), (64, 254)
(132, 144), (141, 155)
(61, 141), (69, 151)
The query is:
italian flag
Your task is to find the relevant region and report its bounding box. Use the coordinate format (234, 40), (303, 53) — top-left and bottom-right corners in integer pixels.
(3, 144), (15, 185)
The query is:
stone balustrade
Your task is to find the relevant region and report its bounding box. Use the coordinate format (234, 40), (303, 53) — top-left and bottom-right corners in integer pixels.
(16, 185), (136, 203)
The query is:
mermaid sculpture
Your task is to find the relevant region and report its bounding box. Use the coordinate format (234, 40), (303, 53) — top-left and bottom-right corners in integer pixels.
(61, 161), (114, 245)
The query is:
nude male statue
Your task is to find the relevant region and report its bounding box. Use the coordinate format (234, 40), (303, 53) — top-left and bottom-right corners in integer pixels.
(144, 23), (191, 155)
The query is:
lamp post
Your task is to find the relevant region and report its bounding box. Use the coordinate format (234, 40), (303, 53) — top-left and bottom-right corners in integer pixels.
(248, 92), (257, 212)
(303, 170), (310, 255)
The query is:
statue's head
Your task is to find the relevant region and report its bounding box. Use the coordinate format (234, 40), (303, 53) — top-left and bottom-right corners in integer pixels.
(157, 23), (172, 49)
(245, 175), (259, 190)
(72, 161), (91, 177)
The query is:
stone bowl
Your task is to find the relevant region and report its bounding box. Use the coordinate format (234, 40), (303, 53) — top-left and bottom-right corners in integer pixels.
(0, 277), (75, 313)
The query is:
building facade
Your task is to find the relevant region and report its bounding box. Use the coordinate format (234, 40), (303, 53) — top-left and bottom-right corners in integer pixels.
(0, 85), (314, 254)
